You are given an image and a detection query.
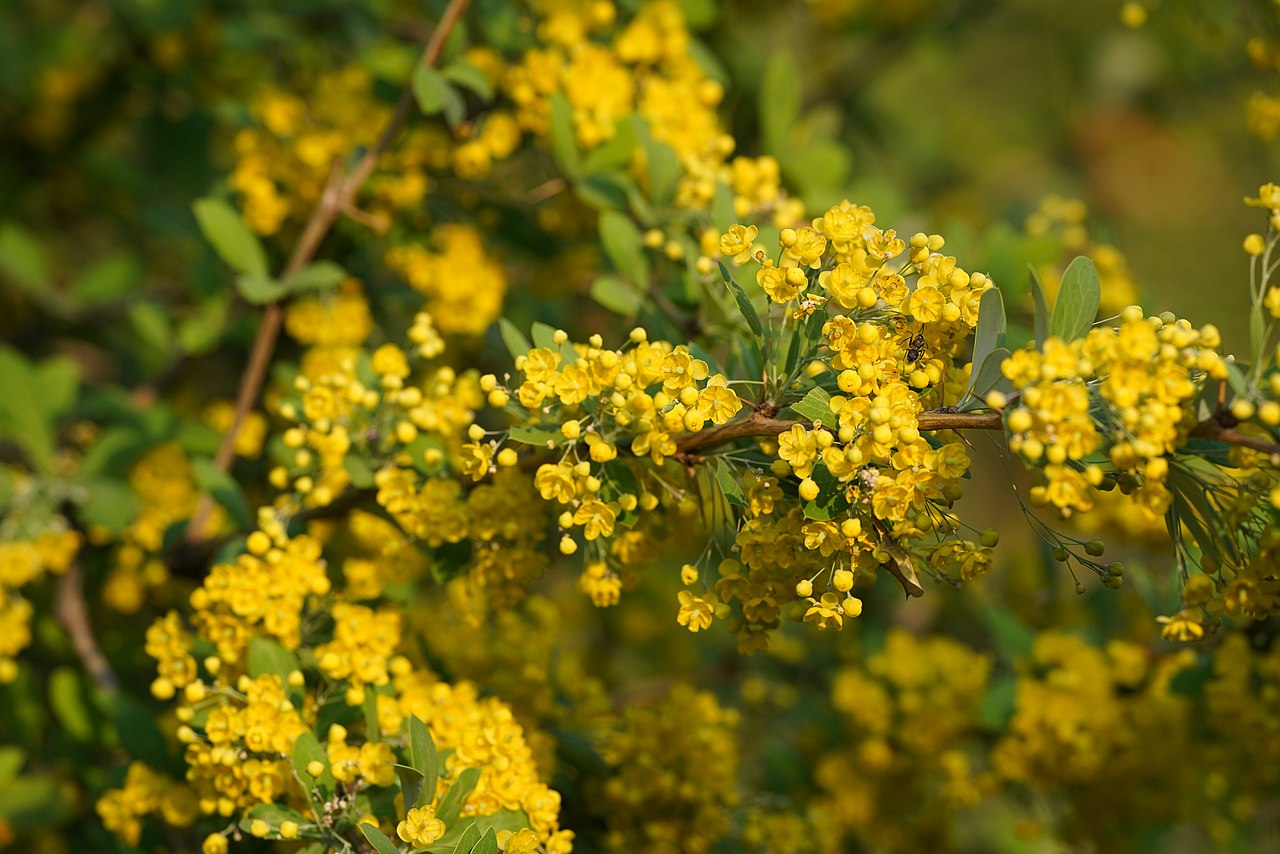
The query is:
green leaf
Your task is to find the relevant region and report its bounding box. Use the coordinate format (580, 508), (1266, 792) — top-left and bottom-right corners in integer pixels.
(283, 261), (346, 294)
(498, 318), (532, 360)
(980, 675), (1018, 729)
(0, 774), (72, 829)
(113, 695), (172, 771)
(413, 65), (453, 115)
(1027, 264), (1050, 348)
(530, 322), (559, 351)
(637, 122), (680, 207)
(1251, 303), (1266, 363)
(599, 211), (649, 287)
(964, 287), (1006, 399)
(191, 457), (253, 530)
(235, 273), (288, 305)
(246, 636), (300, 684)
(958, 347), (1014, 412)
(0, 747), (23, 785)
(470, 828), (500, 854)
(719, 263), (765, 341)
(344, 456), (376, 489)
(49, 667), (94, 742)
(177, 294), (232, 355)
(437, 766), (482, 825)
(359, 821), (401, 854)
(129, 300), (171, 354)
(787, 387), (832, 425)
(575, 172), (633, 211)
(76, 478), (139, 533)
(800, 461), (849, 521)
(582, 118), (639, 174)
(711, 182), (736, 231)
(193, 197), (268, 277)
(442, 61), (494, 101)
(292, 730), (333, 795)
(0, 349), (56, 471)
(1049, 256), (1100, 343)
(508, 424), (563, 447)
(548, 92), (580, 177)
(34, 355), (79, 421)
(984, 606), (1035, 663)
(409, 715), (440, 808)
(452, 823), (482, 854)
(73, 253), (140, 305)
(0, 222), (50, 291)
(760, 51), (801, 156)
(712, 459), (746, 507)
(240, 804), (318, 839)
(591, 274), (644, 316)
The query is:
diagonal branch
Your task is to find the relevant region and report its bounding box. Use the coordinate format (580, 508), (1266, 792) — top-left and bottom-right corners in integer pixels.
(186, 0), (473, 542)
(56, 563), (120, 694)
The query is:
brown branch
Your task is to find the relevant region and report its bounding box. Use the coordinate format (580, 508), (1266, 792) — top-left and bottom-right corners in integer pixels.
(1191, 418), (1280, 458)
(56, 564), (120, 694)
(674, 408), (1004, 456)
(186, 0), (473, 543)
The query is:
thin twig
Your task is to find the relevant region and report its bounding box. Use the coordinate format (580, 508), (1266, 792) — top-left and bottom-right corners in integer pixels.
(1191, 417), (1280, 458)
(186, 0), (473, 542)
(56, 564), (119, 694)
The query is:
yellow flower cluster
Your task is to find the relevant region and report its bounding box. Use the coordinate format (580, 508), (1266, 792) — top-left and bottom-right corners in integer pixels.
(721, 203), (991, 631)
(1026, 194), (1139, 314)
(384, 224), (508, 337)
(95, 763), (198, 846)
(991, 632), (1200, 845)
(1002, 308), (1225, 516)
(179, 673), (310, 816)
(384, 663), (575, 851)
(275, 324), (481, 509)
(189, 528), (331, 661)
(103, 443), (215, 614)
(231, 68), (423, 236)
(282, 278), (374, 379)
(505, 1), (797, 220)
(815, 630), (992, 851)
(593, 684), (739, 854)
(0, 516), (79, 681)
(315, 602), (401, 702)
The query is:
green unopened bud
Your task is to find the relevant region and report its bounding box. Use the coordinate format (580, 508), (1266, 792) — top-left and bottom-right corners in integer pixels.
(1084, 539), (1105, 557)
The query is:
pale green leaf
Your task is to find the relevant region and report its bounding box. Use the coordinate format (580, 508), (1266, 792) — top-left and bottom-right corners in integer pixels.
(193, 197), (268, 276)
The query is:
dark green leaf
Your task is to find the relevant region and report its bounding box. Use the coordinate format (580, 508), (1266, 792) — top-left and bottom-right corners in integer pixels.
(959, 348), (1014, 412)
(575, 172), (633, 211)
(979, 676), (1017, 729)
(193, 197), (268, 276)
(359, 820), (401, 854)
(1049, 256), (1100, 343)
(75, 478), (139, 533)
(984, 606), (1035, 663)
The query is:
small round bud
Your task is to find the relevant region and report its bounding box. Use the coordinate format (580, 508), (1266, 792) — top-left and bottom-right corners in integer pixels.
(795, 579), (813, 597)
(979, 529), (1000, 548)
(560, 536), (578, 555)
(798, 478), (820, 502)
(306, 760), (326, 778)
(562, 420), (581, 440)
(1085, 539), (1105, 557)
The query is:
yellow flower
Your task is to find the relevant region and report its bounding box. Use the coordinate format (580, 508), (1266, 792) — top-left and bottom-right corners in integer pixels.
(398, 805), (446, 847)
(677, 590), (716, 632)
(719, 223), (758, 263)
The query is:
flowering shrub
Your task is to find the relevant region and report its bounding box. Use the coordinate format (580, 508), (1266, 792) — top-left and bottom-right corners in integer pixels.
(7, 1), (1280, 852)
